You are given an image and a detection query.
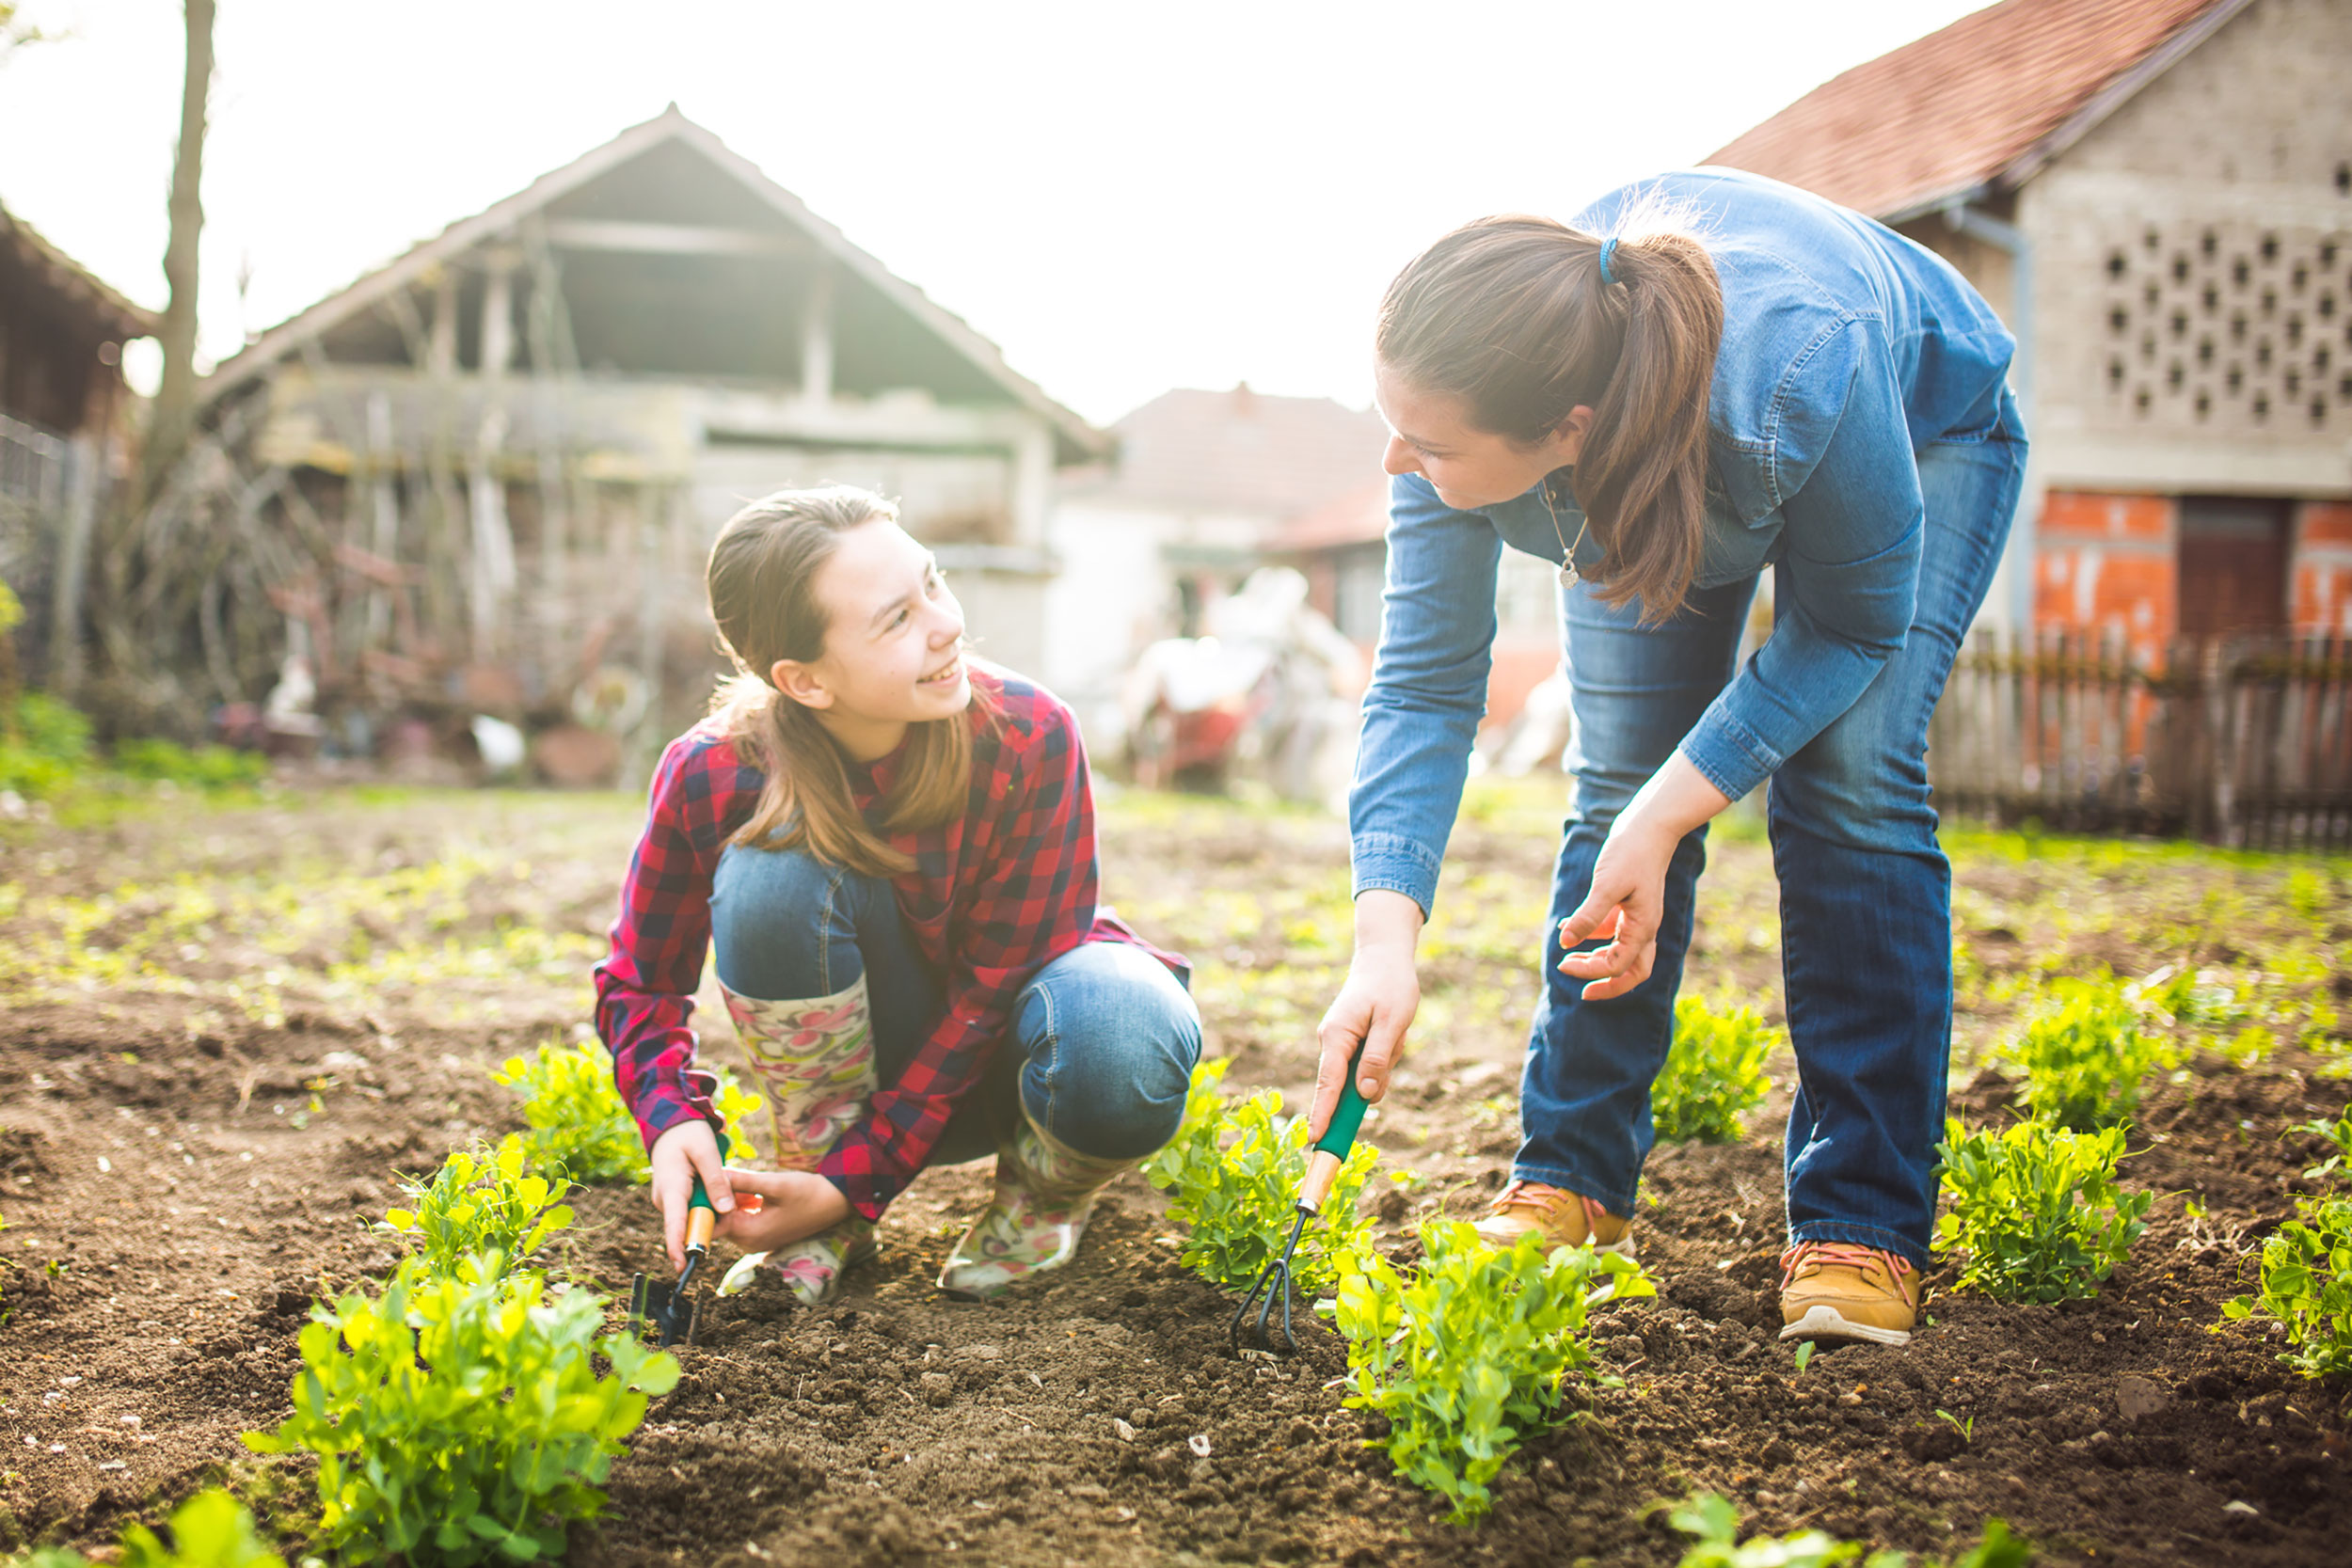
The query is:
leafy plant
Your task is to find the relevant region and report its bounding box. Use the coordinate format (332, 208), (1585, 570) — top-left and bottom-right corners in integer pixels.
(0, 689), (93, 800)
(1933, 1118), (2150, 1304)
(243, 1253), (679, 1565)
(2000, 979), (2174, 1130)
(110, 736), (267, 791)
(2295, 1101), (2352, 1183)
(377, 1134), (573, 1277)
(493, 1037), (763, 1182)
(12, 1488), (289, 1568)
(1662, 1493), (2029, 1567)
(1329, 1221), (1651, 1523)
(1653, 994), (1776, 1144)
(1143, 1057), (1378, 1298)
(2222, 1193), (2352, 1380)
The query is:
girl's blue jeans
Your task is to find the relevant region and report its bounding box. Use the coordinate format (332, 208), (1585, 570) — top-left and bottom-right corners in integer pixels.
(1525, 399), (2027, 1265)
(707, 843), (1201, 1166)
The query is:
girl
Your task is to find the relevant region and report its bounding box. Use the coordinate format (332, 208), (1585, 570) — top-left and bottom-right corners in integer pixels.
(1311, 169), (2025, 1346)
(596, 484), (1200, 1306)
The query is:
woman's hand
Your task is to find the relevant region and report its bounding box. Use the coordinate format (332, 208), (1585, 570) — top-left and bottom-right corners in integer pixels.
(1558, 752), (1732, 1001)
(1309, 889), (1424, 1140)
(648, 1118), (739, 1272)
(1555, 816), (1679, 1001)
(716, 1169), (851, 1251)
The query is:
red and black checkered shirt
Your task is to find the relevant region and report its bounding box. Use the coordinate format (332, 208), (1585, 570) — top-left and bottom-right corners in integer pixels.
(594, 665), (1184, 1219)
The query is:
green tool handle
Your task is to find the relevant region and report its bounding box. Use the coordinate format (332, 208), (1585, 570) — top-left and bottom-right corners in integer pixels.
(1313, 1050), (1371, 1160)
(684, 1127), (733, 1224)
(1298, 1049), (1370, 1212)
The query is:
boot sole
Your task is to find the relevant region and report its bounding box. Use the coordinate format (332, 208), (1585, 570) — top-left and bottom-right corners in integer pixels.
(1777, 1303), (1914, 1346)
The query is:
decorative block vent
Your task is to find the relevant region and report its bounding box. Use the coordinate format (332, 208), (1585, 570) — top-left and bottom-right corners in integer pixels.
(2094, 216), (2349, 434)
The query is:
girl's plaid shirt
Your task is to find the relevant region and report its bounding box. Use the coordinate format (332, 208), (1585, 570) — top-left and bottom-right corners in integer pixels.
(594, 666), (1184, 1220)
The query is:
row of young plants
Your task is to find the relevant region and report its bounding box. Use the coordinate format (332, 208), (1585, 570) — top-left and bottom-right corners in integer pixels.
(8, 1038), (754, 1568)
(0, 687), (266, 806)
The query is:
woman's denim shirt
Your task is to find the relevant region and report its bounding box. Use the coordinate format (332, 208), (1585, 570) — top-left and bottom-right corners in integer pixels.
(1352, 167), (2017, 914)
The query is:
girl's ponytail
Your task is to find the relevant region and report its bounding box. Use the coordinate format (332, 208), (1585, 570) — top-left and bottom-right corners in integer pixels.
(1375, 202), (1724, 622)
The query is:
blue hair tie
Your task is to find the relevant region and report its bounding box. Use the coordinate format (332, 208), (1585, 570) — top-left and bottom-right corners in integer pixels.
(1597, 236), (1621, 285)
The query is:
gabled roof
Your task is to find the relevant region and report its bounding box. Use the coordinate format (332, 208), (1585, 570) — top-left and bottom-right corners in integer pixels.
(0, 198), (159, 341)
(203, 106), (1106, 460)
(1078, 385), (1387, 518)
(1705, 0), (2248, 222)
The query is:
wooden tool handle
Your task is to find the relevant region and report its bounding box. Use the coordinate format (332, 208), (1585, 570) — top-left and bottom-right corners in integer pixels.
(684, 1204), (717, 1253)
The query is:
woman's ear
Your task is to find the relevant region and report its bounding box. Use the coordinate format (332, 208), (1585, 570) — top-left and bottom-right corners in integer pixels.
(769, 657), (834, 711)
(1553, 404), (1597, 465)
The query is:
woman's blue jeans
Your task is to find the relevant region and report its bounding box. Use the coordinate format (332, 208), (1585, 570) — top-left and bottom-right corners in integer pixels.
(1523, 410), (2026, 1265)
(707, 843), (1201, 1166)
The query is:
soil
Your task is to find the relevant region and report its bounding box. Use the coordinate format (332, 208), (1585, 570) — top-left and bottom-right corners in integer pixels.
(2, 789), (2347, 1566)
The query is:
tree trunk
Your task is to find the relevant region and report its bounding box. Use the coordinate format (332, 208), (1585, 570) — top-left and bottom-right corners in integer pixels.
(141, 0), (214, 506)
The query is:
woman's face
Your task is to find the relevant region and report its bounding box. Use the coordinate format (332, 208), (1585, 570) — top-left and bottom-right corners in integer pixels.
(771, 516), (971, 758)
(1375, 363), (1591, 513)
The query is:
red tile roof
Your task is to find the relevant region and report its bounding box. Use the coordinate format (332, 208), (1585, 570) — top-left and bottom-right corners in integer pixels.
(1705, 0), (2242, 219)
(1078, 386), (1388, 518)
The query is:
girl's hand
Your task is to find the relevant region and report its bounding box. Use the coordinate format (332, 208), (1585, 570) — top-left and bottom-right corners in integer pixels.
(1309, 890), (1424, 1140)
(1556, 816), (1678, 1001)
(648, 1118), (739, 1271)
(716, 1168), (852, 1251)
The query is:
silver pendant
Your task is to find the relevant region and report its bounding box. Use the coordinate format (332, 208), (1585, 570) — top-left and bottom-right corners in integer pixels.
(1559, 562), (1581, 589)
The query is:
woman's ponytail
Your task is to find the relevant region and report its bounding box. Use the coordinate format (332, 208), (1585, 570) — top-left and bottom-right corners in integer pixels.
(1375, 202), (1724, 622)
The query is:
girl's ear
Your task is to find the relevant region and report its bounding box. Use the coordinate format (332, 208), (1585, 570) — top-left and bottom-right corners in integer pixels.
(769, 657), (834, 711)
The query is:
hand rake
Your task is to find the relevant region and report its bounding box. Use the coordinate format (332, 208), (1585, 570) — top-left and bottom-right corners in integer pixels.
(628, 1129), (734, 1348)
(1230, 1053), (1370, 1356)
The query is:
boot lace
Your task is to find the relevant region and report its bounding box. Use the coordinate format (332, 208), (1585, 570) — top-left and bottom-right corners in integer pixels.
(1490, 1180), (1609, 1228)
(1779, 1240), (1915, 1290)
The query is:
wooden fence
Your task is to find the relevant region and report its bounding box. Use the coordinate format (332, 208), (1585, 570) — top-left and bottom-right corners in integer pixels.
(1929, 630), (2352, 851)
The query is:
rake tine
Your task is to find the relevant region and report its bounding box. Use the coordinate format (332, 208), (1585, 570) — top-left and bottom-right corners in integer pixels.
(1230, 1207), (1312, 1357)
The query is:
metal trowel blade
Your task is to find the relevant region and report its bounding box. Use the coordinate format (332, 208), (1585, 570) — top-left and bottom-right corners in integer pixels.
(627, 1272), (698, 1348)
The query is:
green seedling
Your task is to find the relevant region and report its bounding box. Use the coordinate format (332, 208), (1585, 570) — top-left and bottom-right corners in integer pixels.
(1933, 1117), (2150, 1304)
(1660, 1492), (2029, 1566)
(1144, 1058), (1378, 1300)
(2001, 979), (2173, 1131)
(244, 1253), (678, 1566)
(377, 1134), (573, 1278)
(1329, 1220), (1650, 1523)
(2294, 1102), (2352, 1183)
(2221, 1192), (2352, 1380)
(493, 1037), (763, 1182)
(1792, 1339), (1816, 1372)
(1935, 1408), (1975, 1444)
(1653, 994), (1776, 1144)
(11, 1488), (288, 1568)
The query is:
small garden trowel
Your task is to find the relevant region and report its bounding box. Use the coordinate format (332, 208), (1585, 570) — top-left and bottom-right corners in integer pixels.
(628, 1129), (734, 1348)
(1231, 1049), (1370, 1357)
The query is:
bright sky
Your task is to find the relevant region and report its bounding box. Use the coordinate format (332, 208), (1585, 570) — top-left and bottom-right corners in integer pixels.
(0, 0), (1988, 425)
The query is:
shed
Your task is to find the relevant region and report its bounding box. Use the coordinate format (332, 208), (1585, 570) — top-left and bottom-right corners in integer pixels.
(192, 106), (1107, 774)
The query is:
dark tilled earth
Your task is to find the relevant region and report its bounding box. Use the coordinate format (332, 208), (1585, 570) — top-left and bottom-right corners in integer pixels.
(2, 788), (2347, 1565)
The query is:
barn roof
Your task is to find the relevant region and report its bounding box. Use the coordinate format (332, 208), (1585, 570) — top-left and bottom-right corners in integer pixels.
(0, 198), (159, 342)
(202, 106), (1107, 461)
(1704, 0), (2248, 221)
(1083, 385), (1388, 519)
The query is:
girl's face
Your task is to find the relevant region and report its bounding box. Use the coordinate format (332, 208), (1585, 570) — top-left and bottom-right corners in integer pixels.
(1375, 362), (1593, 513)
(771, 516), (971, 760)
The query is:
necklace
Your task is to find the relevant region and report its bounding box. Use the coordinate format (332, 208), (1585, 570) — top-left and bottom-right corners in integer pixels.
(1540, 474), (1592, 589)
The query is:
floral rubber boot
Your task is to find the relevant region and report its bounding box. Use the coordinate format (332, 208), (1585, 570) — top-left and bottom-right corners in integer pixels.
(714, 975), (879, 1307)
(936, 1117), (1138, 1300)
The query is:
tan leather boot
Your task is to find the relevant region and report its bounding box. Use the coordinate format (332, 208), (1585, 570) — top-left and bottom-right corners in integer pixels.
(1776, 1241), (1922, 1345)
(1473, 1180), (1636, 1256)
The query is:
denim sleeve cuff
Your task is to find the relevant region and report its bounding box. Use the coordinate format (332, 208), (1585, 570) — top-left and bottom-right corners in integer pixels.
(1677, 712), (1783, 805)
(1350, 831), (1442, 917)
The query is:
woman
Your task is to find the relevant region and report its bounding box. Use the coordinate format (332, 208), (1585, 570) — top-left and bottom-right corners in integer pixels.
(596, 485), (1200, 1307)
(1311, 169), (2025, 1345)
